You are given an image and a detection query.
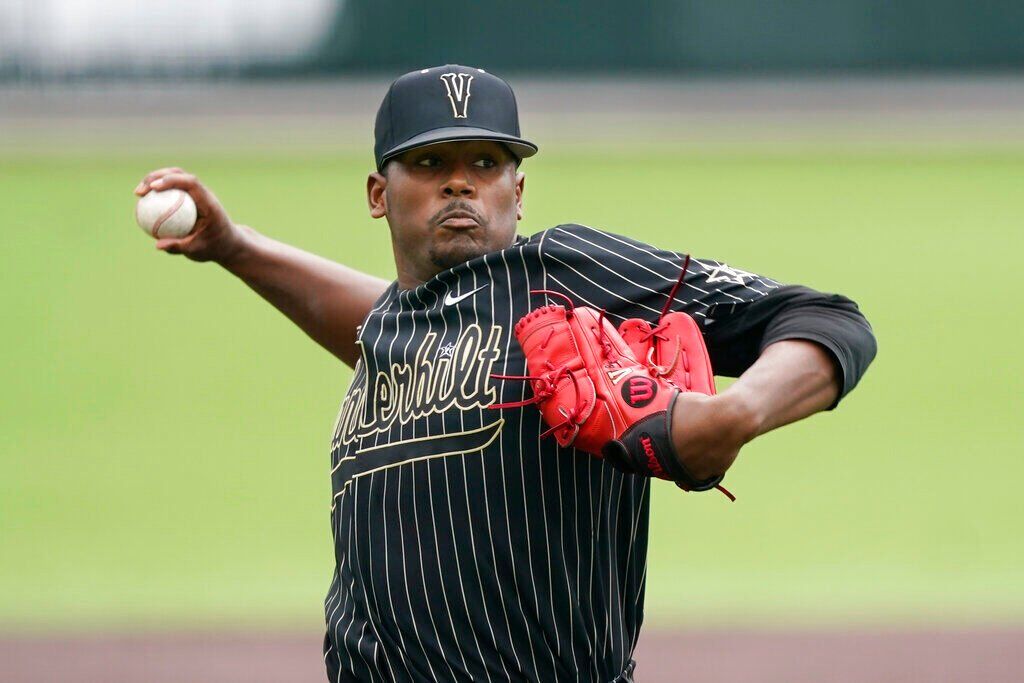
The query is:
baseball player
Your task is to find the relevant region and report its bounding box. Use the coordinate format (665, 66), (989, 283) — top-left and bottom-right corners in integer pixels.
(135, 65), (876, 682)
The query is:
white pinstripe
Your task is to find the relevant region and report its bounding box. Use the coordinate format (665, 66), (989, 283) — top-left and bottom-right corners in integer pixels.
(396, 294), (435, 673)
(409, 289), (476, 676)
(419, 282), (474, 678)
(499, 248), (557, 675)
(350, 481), (378, 683)
(380, 468), (415, 680)
(361, 473), (399, 680)
(587, 460), (603, 680)
(383, 293), (429, 680)
(473, 259), (528, 679)
(614, 477), (630, 662)
(537, 230), (580, 679)
(439, 276), (495, 683)
(332, 325), (375, 681)
(356, 295), (402, 681)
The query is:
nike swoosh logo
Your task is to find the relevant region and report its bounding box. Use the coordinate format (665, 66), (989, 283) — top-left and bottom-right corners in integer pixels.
(444, 285), (488, 306)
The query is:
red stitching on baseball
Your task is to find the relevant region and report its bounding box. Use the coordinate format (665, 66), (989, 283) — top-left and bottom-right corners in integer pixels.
(151, 193), (186, 238)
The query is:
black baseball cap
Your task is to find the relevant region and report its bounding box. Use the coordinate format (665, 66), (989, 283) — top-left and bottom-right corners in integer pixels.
(374, 64), (538, 171)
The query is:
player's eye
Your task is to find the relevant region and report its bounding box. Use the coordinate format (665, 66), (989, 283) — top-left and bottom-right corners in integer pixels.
(416, 156), (442, 168)
(473, 158), (496, 168)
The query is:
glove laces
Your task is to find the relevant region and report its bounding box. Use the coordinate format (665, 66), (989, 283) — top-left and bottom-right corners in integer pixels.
(649, 254), (691, 369)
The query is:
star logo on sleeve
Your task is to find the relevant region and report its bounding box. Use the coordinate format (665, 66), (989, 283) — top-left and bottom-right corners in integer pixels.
(438, 342), (456, 358)
(705, 263), (755, 285)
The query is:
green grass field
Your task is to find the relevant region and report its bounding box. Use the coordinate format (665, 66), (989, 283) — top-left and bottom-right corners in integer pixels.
(2, 148), (1022, 631)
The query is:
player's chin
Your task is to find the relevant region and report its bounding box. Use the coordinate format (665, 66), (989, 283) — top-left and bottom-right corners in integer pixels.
(428, 231), (490, 270)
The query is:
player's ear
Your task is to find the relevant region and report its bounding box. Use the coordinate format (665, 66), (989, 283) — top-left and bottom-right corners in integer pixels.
(515, 171), (525, 221)
(367, 172), (387, 219)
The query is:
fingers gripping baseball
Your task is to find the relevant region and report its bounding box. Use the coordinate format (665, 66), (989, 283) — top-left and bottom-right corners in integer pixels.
(133, 167), (241, 263)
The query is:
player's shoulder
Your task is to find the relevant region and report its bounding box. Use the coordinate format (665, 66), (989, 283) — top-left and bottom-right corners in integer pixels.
(527, 222), (616, 241)
(525, 223), (639, 254)
(526, 223), (671, 266)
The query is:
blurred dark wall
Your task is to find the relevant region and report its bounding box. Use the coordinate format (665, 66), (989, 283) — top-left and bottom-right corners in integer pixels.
(309, 0), (1024, 73)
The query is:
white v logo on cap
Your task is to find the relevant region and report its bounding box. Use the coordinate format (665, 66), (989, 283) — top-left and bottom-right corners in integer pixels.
(440, 73), (474, 118)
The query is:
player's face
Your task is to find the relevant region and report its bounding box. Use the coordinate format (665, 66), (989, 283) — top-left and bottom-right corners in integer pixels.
(367, 140), (525, 289)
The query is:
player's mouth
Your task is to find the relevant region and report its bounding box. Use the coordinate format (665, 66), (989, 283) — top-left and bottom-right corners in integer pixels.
(434, 207), (483, 230)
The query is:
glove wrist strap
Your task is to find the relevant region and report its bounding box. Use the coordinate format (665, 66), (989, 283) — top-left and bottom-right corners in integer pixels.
(601, 391), (725, 492)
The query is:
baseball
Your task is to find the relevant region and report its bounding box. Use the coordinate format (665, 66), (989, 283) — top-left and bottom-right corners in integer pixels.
(135, 189), (197, 239)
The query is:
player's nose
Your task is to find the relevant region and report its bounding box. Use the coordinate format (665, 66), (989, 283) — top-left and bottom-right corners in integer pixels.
(441, 161), (476, 197)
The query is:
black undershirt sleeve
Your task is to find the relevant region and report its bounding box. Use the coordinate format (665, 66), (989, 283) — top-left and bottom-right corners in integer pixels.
(701, 285), (877, 408)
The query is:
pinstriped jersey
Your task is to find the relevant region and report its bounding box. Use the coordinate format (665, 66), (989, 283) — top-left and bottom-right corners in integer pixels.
(323, 223), (781, 682)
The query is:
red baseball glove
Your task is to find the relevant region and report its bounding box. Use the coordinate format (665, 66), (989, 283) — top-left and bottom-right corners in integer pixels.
(492, 290), (728, 497)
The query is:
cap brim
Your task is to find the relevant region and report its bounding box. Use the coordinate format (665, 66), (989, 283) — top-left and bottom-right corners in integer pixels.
(378, 126), (538, 170)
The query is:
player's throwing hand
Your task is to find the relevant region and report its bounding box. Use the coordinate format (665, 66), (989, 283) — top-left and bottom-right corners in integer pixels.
(134, 167), (244, 264)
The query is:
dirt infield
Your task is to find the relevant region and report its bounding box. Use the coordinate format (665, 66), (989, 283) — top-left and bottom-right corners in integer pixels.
(2, 628), (1021, 682)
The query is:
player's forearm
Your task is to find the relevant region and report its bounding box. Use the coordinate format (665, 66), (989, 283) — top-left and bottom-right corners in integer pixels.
(670, 339), (840, 481)
(726, 339), (841, 438)
(220, 225), (389, 367)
